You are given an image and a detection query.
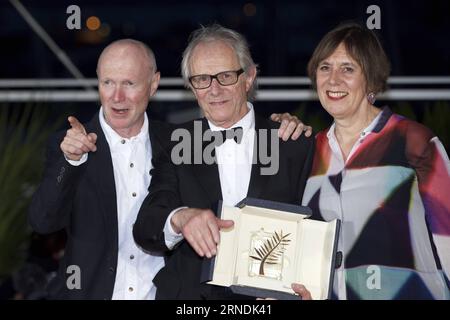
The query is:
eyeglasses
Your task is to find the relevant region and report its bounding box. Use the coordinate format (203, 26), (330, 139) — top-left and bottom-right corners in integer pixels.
(189, 68), (244, 89)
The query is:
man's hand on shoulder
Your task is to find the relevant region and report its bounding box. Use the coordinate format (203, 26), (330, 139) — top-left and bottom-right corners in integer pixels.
(271, 112), (313, 141)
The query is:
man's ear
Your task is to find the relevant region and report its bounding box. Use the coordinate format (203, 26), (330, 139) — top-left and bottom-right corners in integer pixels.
(245, 66), (257, 92)
(149, 71), (161, 97)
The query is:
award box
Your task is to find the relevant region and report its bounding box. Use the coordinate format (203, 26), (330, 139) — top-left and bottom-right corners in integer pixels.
(201, 198), (341, 300)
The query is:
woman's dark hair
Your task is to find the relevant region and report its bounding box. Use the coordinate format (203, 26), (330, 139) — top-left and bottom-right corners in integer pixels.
(307, 22), (390, 93)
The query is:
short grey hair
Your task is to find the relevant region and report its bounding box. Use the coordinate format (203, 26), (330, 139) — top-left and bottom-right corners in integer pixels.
(97, 38), (157, 77)
(181, 24), (258, 100)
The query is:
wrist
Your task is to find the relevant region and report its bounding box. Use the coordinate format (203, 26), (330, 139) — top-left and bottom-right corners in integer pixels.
(171, 211), (182, 234)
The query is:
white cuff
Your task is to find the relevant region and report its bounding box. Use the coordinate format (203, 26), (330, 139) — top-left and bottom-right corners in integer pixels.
(163, 207), (187, 250)
(65, 153), (88, 166)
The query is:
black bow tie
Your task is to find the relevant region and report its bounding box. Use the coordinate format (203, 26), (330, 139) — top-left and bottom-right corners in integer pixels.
(217, 127), (243, 145)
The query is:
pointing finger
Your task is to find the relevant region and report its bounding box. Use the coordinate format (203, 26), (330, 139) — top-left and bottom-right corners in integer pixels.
(68, 116), (86, 134)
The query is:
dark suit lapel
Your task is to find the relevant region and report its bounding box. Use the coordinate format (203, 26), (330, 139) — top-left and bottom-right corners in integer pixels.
(191, 118), (223, 207)
(86, 114), (118, 250)
(247, 114), (272, 199)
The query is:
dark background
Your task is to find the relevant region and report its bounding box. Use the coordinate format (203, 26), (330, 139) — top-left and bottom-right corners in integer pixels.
(2, 0), (450, 78)
(0, 0), (449, 300)
(1, 0), (449, 126)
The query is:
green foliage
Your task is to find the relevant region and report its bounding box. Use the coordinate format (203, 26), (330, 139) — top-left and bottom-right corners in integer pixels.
(423, 101), (450, 149)
(0, 104), (62, 283)
(390, 102), (417, 121)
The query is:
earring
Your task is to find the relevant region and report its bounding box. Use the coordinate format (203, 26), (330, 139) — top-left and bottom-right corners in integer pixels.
(367, 92), (376, 105)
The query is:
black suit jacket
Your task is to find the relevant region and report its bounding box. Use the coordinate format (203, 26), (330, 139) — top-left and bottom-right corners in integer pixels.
(28, 112), (167, 299)
(133, 113), (315, 299)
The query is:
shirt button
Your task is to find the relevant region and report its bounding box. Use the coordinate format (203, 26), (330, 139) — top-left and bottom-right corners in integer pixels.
(128, 287), (134, 292)
(130, 255), (134, 260)
(361, 132), (366, 136)
(132, 192), (136, 197)
(121, 139), (126, 144)
(130, 163), (134, 168)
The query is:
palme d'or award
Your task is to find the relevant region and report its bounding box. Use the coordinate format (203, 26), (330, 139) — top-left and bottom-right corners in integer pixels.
(201, 198), (341, 300)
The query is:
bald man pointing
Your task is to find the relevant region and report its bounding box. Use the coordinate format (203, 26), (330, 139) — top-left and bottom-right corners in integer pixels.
(29, 39), (169, 299)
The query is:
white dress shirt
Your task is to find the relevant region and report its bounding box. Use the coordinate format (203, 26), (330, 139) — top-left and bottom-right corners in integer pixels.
(67, 107), (165, 300)
(208, 102), (255, 206)
(164, 102), (255, 246)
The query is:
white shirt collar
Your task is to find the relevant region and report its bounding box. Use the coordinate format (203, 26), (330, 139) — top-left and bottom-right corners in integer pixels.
(99, 106), (149, 148)
(327, 110), (383, 140)
(207, 102), (255, 132)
